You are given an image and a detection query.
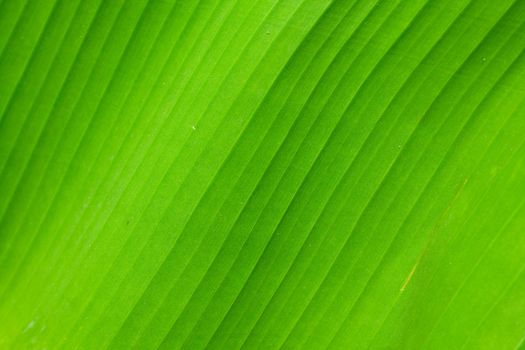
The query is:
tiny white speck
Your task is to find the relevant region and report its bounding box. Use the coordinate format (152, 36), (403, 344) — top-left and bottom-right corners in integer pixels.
(191, 125), (196, 130)
(24, 320), (35, 332)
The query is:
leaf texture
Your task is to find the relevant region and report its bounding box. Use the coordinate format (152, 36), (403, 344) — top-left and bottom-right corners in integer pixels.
(1, 0), (525, 349)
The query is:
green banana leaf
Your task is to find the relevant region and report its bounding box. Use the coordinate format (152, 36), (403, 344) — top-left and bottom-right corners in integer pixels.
(1, 0), (525, 348)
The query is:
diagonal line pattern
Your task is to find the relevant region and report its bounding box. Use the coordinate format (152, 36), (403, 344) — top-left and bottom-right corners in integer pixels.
(1, 0), (525, 349)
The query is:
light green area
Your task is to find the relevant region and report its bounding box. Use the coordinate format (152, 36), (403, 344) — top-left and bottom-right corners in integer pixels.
(1, 0), (525, 348)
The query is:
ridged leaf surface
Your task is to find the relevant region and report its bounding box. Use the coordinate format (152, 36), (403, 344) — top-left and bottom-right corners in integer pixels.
(1, 0), (525, 349)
